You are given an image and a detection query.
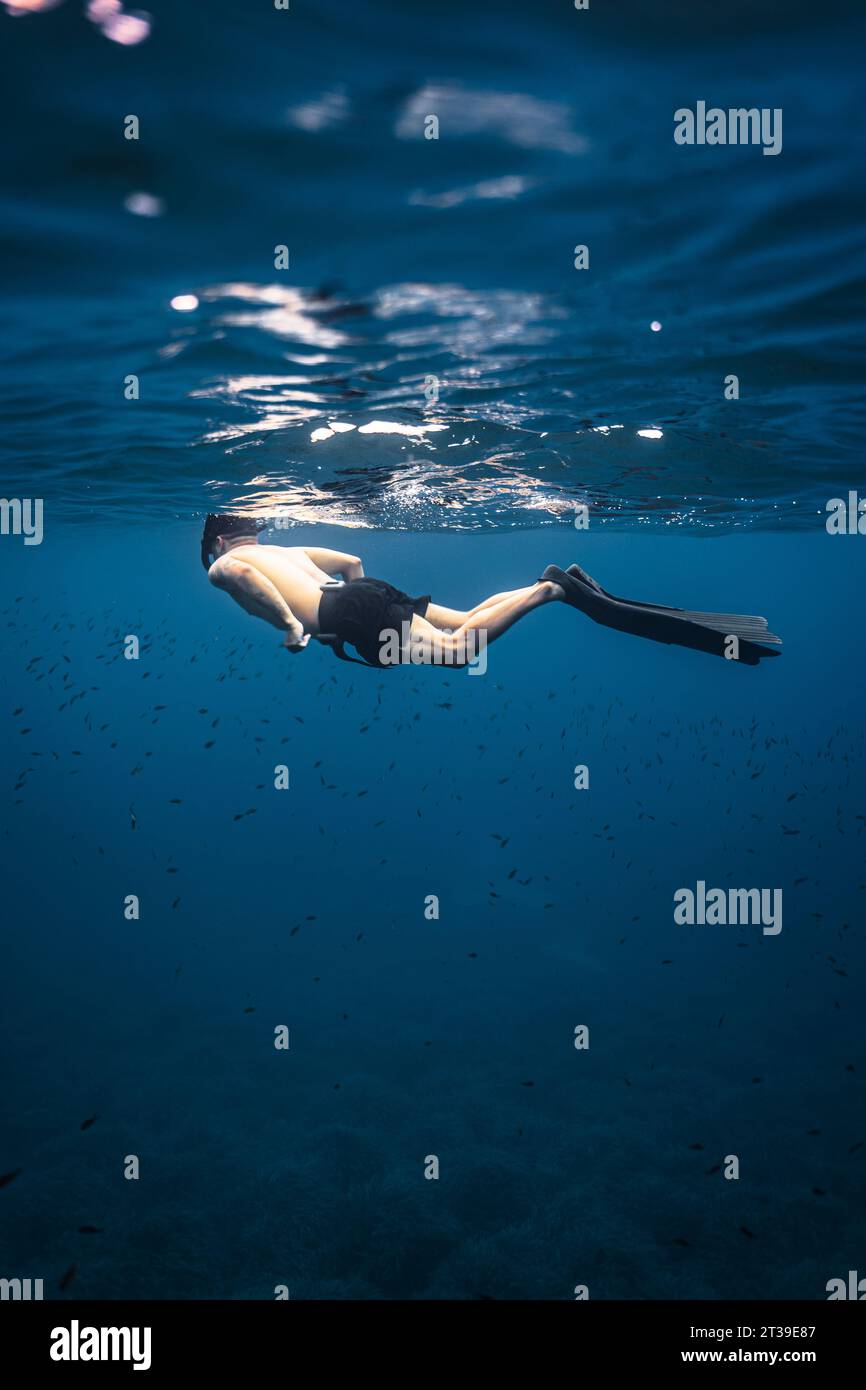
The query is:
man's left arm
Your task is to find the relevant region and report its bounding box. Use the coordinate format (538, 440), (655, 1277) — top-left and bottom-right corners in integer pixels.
(303, 547), (364, 581)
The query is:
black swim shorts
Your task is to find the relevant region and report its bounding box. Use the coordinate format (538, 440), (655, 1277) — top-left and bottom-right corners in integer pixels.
(317, 578), (430, 668)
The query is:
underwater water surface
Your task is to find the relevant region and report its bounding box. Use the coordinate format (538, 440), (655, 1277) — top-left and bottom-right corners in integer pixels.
(1, 0), (865, 1301)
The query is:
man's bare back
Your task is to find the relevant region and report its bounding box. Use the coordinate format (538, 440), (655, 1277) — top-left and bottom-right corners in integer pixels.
(207, 537), (364, 649)
(211, 546), (342, 630)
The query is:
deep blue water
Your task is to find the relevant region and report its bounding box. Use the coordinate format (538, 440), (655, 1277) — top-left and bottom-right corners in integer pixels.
(1, 0), (865, 1300)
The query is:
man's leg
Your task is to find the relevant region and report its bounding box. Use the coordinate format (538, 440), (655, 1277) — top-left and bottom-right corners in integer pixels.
(425, 586), (542, 630)
(405, 580), (562, 664)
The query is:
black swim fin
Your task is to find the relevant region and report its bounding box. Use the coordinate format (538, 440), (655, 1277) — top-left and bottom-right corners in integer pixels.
(543, 565), (781, 665)
(564, 564), (782, 641)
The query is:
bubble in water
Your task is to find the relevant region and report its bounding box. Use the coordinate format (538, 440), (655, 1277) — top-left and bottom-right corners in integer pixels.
(101, 10), (151, 45)
(86, 0), (120, 17)
(3, 1), (65, 14)
(170, 295), (199, 313)
(124, 192), (164, 218)
(85, 1), (152, 44)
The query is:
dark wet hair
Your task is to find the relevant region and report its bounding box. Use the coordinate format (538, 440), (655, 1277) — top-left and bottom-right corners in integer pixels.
(201, 513), (265, 570)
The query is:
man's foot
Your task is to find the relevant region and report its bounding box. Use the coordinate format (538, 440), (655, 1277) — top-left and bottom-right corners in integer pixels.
(541, 578), (565, 600)
(538, 565), (570, 600)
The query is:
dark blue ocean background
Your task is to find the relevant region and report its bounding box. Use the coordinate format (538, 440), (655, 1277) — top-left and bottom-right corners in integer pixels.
(1, 0), (865, 1300)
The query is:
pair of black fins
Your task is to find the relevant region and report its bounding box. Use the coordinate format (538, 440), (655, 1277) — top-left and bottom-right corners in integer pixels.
(542, 564), (782, 666)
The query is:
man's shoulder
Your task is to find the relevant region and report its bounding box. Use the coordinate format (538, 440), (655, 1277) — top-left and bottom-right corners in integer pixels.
(208, 553), (246, 585)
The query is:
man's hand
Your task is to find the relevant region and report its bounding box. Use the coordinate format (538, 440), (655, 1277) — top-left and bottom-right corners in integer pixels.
(283, 624), (310, 652)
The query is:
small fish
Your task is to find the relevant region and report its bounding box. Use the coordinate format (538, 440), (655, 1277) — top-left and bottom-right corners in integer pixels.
(77, 1225), (103, 1234)
(80, 1114), (98, 1131)
(0, 1168), (23, 1188)
(59, 1262), (79, 1290)
(740, 1225), (756, 1239)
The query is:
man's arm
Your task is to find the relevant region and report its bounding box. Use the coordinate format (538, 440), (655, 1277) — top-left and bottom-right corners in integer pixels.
(303, 547), (364, 581)
(209, 556), (308, 648)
